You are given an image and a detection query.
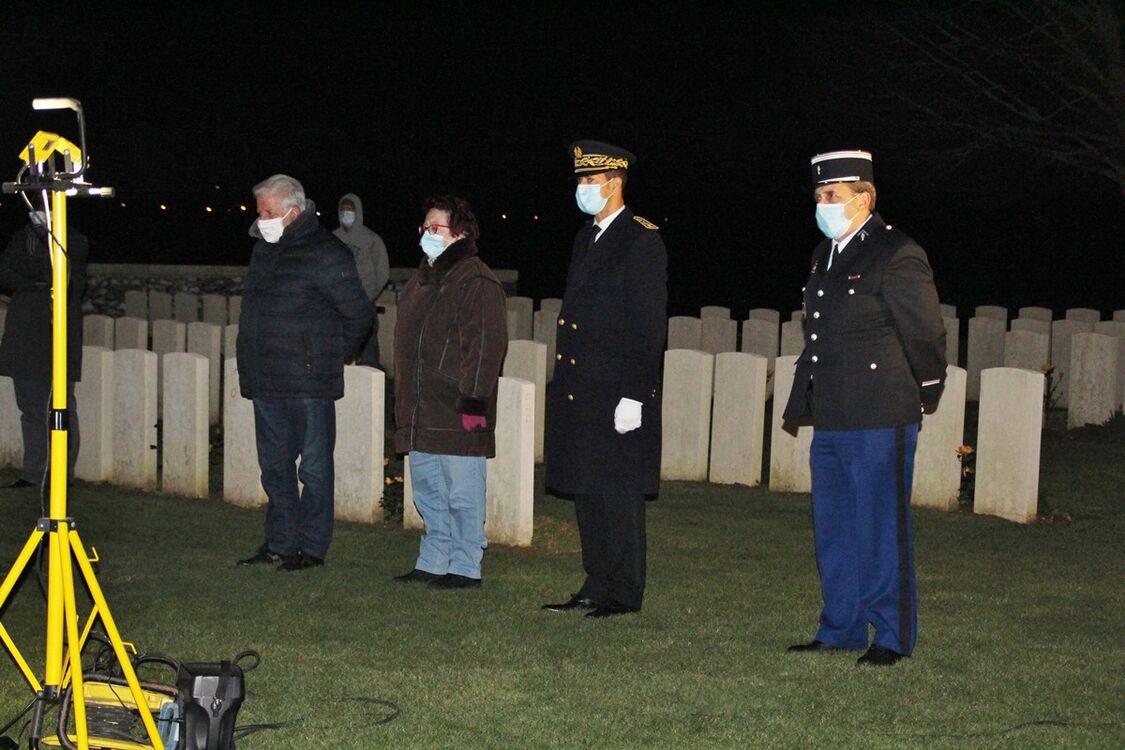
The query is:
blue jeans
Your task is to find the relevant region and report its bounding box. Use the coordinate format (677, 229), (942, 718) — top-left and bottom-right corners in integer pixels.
(409, 452), (487, 579)
(253, 397), (336, 559)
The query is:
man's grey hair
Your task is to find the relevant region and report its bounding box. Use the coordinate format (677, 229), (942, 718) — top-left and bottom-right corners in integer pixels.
(252, 174), (307, 212)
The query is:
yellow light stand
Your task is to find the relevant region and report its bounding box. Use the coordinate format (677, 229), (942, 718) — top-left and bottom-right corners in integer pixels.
(0, 101), (164, 750)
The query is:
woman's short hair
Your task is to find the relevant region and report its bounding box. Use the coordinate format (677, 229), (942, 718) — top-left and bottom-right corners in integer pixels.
(422, 195), (480, 240)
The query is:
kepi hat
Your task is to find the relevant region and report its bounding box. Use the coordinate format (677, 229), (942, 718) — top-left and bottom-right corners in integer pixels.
(811, 150), (874, 186)
(570, 140), (636, 175)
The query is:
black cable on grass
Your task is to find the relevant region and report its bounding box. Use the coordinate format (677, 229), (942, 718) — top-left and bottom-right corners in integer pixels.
(0, 698), (36, 738)
(347, 697), (401, 725)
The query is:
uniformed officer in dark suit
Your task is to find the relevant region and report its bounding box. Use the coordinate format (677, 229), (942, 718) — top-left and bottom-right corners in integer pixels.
(542, 141), (668, 618)
(783, 150), (946, 666)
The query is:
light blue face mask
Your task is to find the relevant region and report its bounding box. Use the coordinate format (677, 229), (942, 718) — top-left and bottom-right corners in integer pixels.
(419, 231), (447, 260)
(575, 183), (609, 215)
(814, 195), (859, 239)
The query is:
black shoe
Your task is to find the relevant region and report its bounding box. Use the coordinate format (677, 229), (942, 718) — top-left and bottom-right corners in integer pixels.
(585, 601), (639, 618)
(541, 594), (597, 612)
(393, 568), (445, 584)
(278, 550), (324, 572)
(237, 545), (282, 566)
(787, 640), (844, 653)
(857, 645), (906, 667)
(4, 479), (35, 489)
(428, 573), (481, 589)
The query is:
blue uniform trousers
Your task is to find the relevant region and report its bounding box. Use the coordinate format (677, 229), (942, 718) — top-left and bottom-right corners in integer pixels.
(810, 424), (918, 655)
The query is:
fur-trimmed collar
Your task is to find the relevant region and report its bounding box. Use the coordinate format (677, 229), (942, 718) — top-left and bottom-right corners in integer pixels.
(418, 238), (478, 285)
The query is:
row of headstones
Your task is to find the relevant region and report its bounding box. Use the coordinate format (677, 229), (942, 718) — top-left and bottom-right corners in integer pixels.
(663, 351), (1045, 524)
(121, 289), (242, 326)
(966, 306), (1125, 416)
(0, 347), (538, 547)
(82, 316), (235, 425)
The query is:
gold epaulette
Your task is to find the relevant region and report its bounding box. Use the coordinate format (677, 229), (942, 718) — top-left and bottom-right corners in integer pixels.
(633, 215), (658, 230)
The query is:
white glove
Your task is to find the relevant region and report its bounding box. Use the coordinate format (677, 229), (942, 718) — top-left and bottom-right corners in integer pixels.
(613, 398), (643, 434)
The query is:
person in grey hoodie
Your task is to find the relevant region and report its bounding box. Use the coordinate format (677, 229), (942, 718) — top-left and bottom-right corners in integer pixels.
(334, 193), (390, 368)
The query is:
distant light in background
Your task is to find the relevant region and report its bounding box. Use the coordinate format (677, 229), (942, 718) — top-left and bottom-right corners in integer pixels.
(501, 213), (507, 220)
(239, 204), (247, 211)
(160, 204), (167, 210)
(205, 206), (213, 213)
(120, 202), (126, 208)
(533, 215), (539, 220)
(214, 184), (220, 190)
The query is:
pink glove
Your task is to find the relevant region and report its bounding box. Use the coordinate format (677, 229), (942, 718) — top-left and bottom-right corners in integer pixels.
(462, 414), (487, 432)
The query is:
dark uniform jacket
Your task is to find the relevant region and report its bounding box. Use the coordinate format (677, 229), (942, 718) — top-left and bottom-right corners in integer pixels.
(546, 208), (668, 495)
(393, 238), (508, 458)
(0, 224), (87, 382)
(236, 202), (373, 401)
(782, 213), (946, 430)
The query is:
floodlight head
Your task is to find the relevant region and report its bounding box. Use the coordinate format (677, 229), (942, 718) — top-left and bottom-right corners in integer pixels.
(33, 97), (81, 112)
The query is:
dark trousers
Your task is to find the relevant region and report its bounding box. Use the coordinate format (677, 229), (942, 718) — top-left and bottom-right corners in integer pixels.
(810, 424), (918, 655)
(252, 397), (336, 559)
(357, 305), (381, 368)
(13, 378), (78, 484)
(574, 493), (646, 609)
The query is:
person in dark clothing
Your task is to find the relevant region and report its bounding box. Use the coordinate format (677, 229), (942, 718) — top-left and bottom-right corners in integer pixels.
(783, 150), (946, 667)
(0, 209), (86, 489)
(235, 174), (373, 571)
(543, 141), (668, 618)
(392, 196), (508, 590)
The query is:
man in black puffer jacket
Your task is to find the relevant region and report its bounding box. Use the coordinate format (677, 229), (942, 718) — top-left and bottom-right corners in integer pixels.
(236, 174), (373, 571)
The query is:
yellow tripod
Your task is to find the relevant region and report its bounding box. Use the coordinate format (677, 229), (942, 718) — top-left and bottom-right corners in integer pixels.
(0, 99), (165, 750)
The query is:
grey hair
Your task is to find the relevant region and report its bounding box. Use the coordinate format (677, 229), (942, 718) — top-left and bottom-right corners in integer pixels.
(252, 174), (307, 211)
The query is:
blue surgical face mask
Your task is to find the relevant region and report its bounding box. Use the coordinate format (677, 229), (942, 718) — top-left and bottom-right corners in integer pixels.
(575, 182), (610, 215)
(419, 231), (447, 260)
(814, 195), (859, 239)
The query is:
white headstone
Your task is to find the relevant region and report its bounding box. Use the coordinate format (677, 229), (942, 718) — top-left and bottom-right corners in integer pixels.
(149, 291), (173, 321)
(939, 303), (957, 319)
(974, 305), (1007, 323)
(539, 298), (563, 318)
(378, 305), (397, 378)
(228, 295), (242, 325)
(506, 310), (520, 343)
(1011, 317), (1051, 338)
(222, 358), (265, 507)
(975, 367), (1043, 524)
(1068, 333), (1118, 429)
(161, 352), (209, 498)
(1050, 319), (1095, 407)
(700, 317), (738, 355)
(74, 346), (114, 482)
(202, 294), (228, 326)
(660, 349), (714, 481)
(1018, 306), (1052, 322)
(790, 309), (804, 322)
(1003, 330), (1050, 373)
(700, 305), (730, 319)
(375, 289), (397, 308)
(1114, 309), (1125, 323)
(532, 309), (558, 382)
(334, 366), (385, 523)
(506, 296), (534, 341)
(943, 317), (960, 368)
(1093, 320), (1125, 410)
(152, 319), (186, 415)
(966, 317), (1006, 400)
(1065, 307), (1100, 324)
(502, 340), (546, 463)
(173, 292), (199, 323)
(747, 308), (780, 326)
(485, 376), (535, 547)
(0, 376), (24, 468)
(223, 324), (239, 360)
(83, 314), (114, 349)
(780, 320), (804, 357)
(708, 352), (767, 486)
(187, 321), (222, 425)
(114, 317), (148, 350)
(769, 355), (812, 493)
(740, 318), (778, 365)
(111, 349), (158, 490)
(912, 366), (967, 511)
(123, 290), (147, 319)
(667, 316), (702, 351)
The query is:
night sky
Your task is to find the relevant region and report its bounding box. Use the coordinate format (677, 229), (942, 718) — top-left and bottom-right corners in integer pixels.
(1, 2), (1121, 317)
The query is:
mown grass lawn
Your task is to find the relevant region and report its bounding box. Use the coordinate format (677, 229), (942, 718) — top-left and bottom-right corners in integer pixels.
(0, 416), (1122, 749)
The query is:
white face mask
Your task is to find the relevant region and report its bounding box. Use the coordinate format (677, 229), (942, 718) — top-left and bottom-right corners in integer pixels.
(339, 210), (356, 228)
(257, 207), (293, 244)
(419, 231), (447, 260)
(814, 195), (859, 239)
(575, 182), (610, 215)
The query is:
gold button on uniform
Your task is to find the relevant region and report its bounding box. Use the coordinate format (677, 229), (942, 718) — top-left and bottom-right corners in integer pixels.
(558, 318), (565, 326)
(567, 394), (574, 401)
(556, 353), (562, 360)
(571, 323), (578, 329)
(569, 358), (576, 365)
